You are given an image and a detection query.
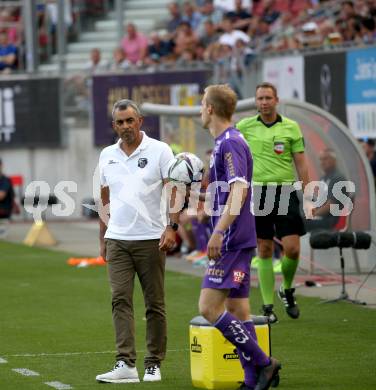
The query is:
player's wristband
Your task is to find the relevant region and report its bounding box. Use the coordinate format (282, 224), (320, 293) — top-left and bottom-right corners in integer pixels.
(213, 229), (225, 236)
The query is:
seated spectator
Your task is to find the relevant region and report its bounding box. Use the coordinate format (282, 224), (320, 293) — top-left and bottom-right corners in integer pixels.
(200, 20), (220, 47)
(261, 0), (281, 25)
(84, 48), (108, 74)
(305, 149), (353, 232)
(360, 17), (376, 43)
(299, 21), (322, 48)
(226, 0), (252, 32)
(219, 16), (250, 47)
(166, 2), (183, 34)
(196, 0), (223, 37)
(147, 31), (174, 63)
(0, 158), (15, 223)
(0, 8), (21, 46)
(108, 47), (130, 72)
(214, 0), (251, 12)
(174, 21), (199, 56)
(176, 48), (196, 66)
(121, 23), (148, 65)
(182, 1), (202, 30)
(0, 32), (17, 73)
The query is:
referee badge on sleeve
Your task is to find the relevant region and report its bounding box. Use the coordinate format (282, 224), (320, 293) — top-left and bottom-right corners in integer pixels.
(274, 142), (284, 155)
(138, 158), (148, 168)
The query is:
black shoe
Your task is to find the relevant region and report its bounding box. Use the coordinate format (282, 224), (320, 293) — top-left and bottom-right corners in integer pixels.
(255, 357), (282, 390)
(236, 382), (254, 390)
(278, 286), (300, 319)
(262, 304), (278, 324)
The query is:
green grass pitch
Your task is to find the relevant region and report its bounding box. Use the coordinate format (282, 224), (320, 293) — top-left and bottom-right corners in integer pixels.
(0, 241), (375, 389)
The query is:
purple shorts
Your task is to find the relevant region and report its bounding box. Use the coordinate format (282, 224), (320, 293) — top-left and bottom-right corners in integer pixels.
(201, 249), (254, 298)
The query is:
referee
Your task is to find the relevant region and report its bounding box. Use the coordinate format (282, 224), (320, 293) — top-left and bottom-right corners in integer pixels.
(237, 82), (313, 323)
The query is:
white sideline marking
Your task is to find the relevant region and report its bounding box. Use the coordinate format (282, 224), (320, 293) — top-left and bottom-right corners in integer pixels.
(45, 381), (73, 389)
(7, 348), (189, 358)
(12, 368), (40, 376)
(0, 357), (7, 363)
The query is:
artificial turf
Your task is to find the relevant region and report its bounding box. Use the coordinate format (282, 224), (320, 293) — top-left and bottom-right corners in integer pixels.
(0, 241), (375, 389)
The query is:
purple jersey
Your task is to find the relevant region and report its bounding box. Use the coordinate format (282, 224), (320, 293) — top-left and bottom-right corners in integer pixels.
(209, 127), (256, 251)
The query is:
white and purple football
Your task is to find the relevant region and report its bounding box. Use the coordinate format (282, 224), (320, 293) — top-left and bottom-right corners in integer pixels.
(168, 152), (204, 184)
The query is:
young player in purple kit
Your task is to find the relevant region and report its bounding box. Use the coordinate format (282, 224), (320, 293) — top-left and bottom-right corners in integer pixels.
(198, 84), (281, 390)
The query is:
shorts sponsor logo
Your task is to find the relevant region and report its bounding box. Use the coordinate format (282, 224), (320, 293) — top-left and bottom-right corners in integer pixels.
(208, 277), (223, 283)
(223, 349), (239, 360)
(206, 267), (225, 277)
(274, 142), (284, 154)
(191, 336), (202, 353)
(233, 270), (245, 283)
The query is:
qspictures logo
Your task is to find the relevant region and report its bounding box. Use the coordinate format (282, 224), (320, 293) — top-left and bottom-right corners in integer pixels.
(191, 336), (202, 353)
(0, 87), (16, 142)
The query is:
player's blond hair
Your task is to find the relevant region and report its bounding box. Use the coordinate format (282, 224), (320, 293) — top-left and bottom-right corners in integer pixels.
(204, 84), (237, 121)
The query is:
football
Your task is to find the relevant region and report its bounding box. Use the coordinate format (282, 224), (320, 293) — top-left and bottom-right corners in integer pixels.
(168, 152), (204, 184)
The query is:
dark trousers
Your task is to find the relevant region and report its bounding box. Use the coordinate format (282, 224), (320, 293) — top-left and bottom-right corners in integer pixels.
(105, 238), (167, 368)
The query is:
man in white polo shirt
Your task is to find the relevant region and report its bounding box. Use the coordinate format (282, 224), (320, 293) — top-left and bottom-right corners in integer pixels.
(96, 99), (178, 384)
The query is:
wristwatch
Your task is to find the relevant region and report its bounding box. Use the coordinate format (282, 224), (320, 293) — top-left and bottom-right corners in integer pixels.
(168, 222), (179, 232)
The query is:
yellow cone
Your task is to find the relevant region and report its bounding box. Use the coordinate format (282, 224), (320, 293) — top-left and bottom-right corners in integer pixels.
(23, 221), (57, 247)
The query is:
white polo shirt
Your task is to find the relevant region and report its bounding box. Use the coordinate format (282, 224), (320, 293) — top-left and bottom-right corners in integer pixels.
(99, 132), (174, 240)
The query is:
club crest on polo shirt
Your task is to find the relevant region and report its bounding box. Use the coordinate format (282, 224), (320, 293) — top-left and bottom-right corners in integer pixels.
(138, 158), (148, 168)
(274, 142), (284, 154)
(233, 270), (245, 283)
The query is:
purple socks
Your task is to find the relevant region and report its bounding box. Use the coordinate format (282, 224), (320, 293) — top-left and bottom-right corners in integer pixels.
(214, 311), (270, 371)
(238, 320), (258, 388)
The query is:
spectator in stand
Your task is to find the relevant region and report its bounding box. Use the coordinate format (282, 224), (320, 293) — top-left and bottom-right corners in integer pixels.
(108, 47), (130, 72)
(214, 0), (251, 12)
(196, 0), (223, 37)
(0, 32), (17, 73)
(0, 8), (21, 46)
(84, 48), (109, 74)
(299, 21), (322, 48)
(200, 20), (220, 47)
(173, 21), (199, 56)
(360, 17), (376, 43)
(340, 1), (359, 23)
(226, 0), (252, 32)
(121, 23), (148, 66)
(176, 48), (196, 66)
(261, 0), (281, 25)
(146, 32), (174, 64)
(219, 16), (250, 47)
(182, 1), (202, 30)
(166, 2), (183, 34)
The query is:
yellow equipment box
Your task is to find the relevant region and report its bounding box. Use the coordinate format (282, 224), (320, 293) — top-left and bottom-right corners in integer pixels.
(190, 315), (271, 390)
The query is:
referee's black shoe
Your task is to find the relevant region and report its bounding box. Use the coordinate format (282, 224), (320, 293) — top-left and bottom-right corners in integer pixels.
(278, 286), (300, 319)
(262, 304), (278, 324)
(255, 357), (282, 390)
